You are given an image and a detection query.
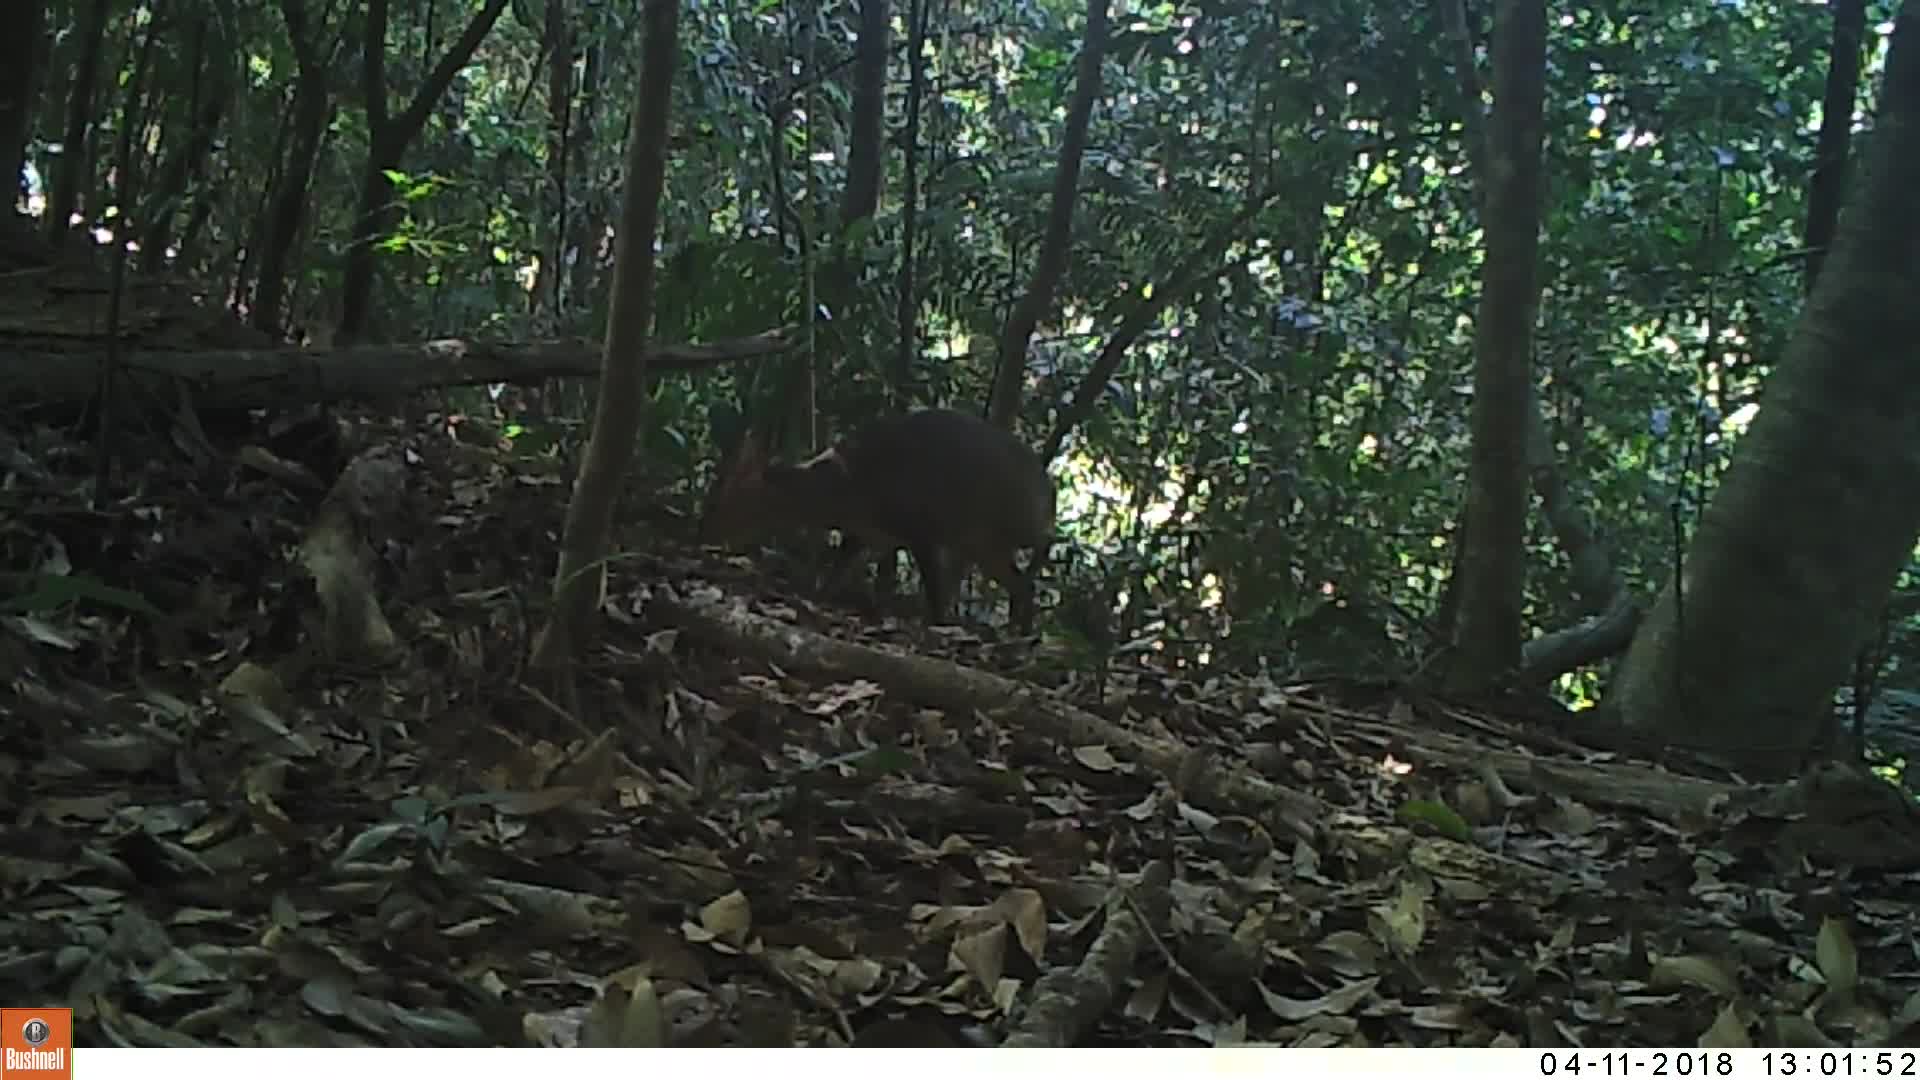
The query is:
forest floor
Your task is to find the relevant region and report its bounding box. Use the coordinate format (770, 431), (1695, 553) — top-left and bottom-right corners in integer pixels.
(4, 400), (1920, 1049)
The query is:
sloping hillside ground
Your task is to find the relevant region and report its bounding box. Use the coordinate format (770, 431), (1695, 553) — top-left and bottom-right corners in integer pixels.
(3, 279), (1918, 1047)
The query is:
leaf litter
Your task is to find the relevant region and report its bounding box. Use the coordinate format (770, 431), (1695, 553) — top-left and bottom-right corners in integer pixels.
(1, 408), (1918, 1048)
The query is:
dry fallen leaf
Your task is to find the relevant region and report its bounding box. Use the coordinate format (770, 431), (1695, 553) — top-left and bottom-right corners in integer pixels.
(950, 921), (1009, 993)
(581, 976), (666, 1048)
(1698, 1001), (1752, 1048)
(1651, 954), (1740, 999)
(698, 890), (754, 947)
(1815, 916), (1858, 1000)
(1367, 879), (1428, 958)
(1073, 745), (1120, 771)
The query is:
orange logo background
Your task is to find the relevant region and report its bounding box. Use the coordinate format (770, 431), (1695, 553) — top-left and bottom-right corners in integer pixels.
(0, 1008), (71, 1080)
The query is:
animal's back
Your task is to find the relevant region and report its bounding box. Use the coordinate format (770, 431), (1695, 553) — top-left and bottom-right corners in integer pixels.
(840, 409), (1055, 555)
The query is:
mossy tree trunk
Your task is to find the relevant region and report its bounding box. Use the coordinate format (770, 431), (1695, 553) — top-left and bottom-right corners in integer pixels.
(1445, 0), (1548, 691)
(1608, 9), (1920, 776)
(533, 0), (682, 669)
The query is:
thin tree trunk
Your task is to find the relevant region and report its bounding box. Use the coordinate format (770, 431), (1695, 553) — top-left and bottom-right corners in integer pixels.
(335, 0), (509, 345)
(565, 38), (604, 320)
(1040, 199), (1270, 464)
(46, 0), (113, 247)
(987, 0), (1108, 431)
(841, 0), (888, 224)
(172, 164), (220, 271)
(106, 0), (162, 241)
(533, 0), (682, 668)
(1438, 0), (1630, 682)
(829, 0), (889, 393)
(1805, 0), (1868, 290)
(140, 13), (233, 270)
(892, 0), (927, 397)
(531, 0), (574, 325)
(826, 0), (888, 451)
(252, 0), (336, 336)
(0, 0), (45, 204)
(1446, 0), (1548, 689)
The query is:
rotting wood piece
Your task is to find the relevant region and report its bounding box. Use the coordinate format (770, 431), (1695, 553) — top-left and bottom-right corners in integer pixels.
(999, 862), (1165, 1047)
(298, 446), (409, 664)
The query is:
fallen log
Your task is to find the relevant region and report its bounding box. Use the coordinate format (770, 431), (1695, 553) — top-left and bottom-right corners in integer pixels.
(653, 591), (1327, 841)
(4, 328), (797, 410)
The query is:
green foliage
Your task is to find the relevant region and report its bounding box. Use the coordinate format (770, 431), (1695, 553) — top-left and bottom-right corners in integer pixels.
(29, 0), (1913, 708)
(5, 573), (159, 618)
(1396, 800), (1474, 844)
